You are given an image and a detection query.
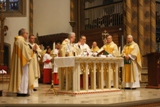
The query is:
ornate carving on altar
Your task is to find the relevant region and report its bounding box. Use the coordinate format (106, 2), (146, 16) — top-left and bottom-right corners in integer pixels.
(55, 57), (124, 95)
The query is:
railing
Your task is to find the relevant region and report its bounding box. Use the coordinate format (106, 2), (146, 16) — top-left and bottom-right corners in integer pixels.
(84, 2), (123, 30)
(156, 2), (160, 26)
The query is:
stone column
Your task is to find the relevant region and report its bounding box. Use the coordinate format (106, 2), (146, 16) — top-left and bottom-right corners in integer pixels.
(0, 11), (5, 66)
(150, 0), (156, 52)
(131, 0), (138, 42)
(125, 0), (132, 35)
(138, 0), (145, 66)
(123, 0), (127, 37)
(70, 0), (76, 32)
(123, 0), (156, 67)
(29, 0), (33, 35)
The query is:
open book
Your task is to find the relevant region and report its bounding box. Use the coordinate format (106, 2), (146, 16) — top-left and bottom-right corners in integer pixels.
(97, 48), (109, 56)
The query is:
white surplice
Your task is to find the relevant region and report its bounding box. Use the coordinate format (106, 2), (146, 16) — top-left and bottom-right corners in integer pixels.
(53, 49), (59, 73)
(75, 43), (91, 56)
(19, 64), (29, 94)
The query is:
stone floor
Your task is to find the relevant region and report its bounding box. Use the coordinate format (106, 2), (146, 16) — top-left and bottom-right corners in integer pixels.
(0, 83), (160, 107)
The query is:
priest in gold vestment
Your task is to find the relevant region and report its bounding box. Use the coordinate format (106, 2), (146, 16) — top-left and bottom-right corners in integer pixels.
(122, 35), (142, 89)
(98, 35), (119, 57)
(91, 41), (99, 52)
(97, 35), (119, 87)
(8, 28), (35, 96)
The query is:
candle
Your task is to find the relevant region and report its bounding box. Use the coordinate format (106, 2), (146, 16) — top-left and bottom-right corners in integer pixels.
(119, 46), (121, 56)
(121, 35), (124, 48)
(53, 42), (55, 54)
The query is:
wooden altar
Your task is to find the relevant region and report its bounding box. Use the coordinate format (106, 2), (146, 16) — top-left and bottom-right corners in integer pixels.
(54, 57), (124, 95)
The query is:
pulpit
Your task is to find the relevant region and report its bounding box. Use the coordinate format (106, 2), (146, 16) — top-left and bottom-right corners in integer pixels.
(54, 56), (124, 95)
(144, 52), (160, 89)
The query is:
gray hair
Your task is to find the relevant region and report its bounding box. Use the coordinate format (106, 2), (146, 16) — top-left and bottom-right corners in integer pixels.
(68, 32), (75, 38)
(18, 28), (26, 36)
(127, 34), (133, 39)
(107, 35), (112, 39)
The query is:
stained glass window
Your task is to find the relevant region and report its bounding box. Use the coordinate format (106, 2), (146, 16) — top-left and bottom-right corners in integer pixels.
(0, 0), (6, 11)
(0, 0), (19, 12)
(9, 0), (19, 11)
(0, 0), (26, 17)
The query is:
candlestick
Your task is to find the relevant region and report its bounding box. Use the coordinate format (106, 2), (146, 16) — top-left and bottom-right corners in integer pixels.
(53, 42), (55, 54)
(121, 35), (124, 48)
(119, 46), (121, 56)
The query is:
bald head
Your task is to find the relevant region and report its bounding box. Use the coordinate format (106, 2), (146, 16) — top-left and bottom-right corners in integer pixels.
(127, 35), (133, 43)
(92, 41), (97, 48)
(68, 32), (75, 38)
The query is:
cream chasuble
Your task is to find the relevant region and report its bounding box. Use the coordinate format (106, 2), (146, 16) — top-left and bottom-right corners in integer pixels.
(122, 41), (142, 88)
(28, 43), (41, 88)
(59, 38), (75, 90)
(60, 38), (75, 57)
(8, 36), (34, 93)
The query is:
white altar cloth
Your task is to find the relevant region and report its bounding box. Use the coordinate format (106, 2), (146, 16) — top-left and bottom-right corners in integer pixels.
(54, 56), (124, 94)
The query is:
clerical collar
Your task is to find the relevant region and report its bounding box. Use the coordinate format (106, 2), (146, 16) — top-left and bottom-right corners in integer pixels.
(29, 42), (34, 45)
(92, 46), (96, 49)
(127, 41), (135, 46)
(106, 41), (113, 45)
(81, 43), (85, 46)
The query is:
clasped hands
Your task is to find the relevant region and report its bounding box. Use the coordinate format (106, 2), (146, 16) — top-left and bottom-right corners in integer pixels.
(33, 45), (37, 51)
(124, 55), (130, 60)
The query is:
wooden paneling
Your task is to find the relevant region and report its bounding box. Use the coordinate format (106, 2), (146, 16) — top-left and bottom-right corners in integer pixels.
(80, 25), (123, 48)
(144, 52), (160, 89)
(38, 33), (68, 49)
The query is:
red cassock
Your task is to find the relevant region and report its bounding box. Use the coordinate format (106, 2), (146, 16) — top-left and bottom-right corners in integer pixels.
(43, 68), (52, 84)
(43, 53), (52, 84)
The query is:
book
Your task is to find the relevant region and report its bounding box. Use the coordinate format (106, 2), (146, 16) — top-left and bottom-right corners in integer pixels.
(124, 58), (131, 64)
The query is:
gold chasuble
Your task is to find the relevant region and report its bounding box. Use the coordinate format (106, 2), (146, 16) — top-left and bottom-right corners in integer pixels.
(8, 36), (34, 93)
(91, 46), (99, 52)
(101, 42), (119, 83)
(122, 41), (142, 84)
(102, 41), (119, 56)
